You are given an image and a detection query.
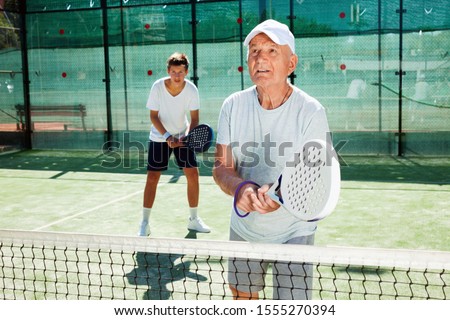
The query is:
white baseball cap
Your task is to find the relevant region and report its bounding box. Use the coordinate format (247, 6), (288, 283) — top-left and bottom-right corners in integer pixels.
(244, 19), (295, 54)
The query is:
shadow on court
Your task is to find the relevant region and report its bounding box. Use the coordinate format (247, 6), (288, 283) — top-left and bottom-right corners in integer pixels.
(126, 231), (209, 300)
(0, 150), (448, 184)
(340, 156), (450, 185)
(0, 149), (215, 177)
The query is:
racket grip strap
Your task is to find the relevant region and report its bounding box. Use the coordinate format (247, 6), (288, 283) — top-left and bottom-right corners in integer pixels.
(233, 180), (261, 218)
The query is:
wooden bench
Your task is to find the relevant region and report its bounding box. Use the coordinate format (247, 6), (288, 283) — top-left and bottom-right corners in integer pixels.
(15, 104), (87, 131)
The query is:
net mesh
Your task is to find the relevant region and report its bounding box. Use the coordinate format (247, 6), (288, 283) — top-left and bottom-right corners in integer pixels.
(1, 229), (449, 300)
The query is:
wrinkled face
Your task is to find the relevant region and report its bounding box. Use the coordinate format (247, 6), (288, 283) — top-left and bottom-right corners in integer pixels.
(167, 65), (188, 85)
(247, 33), (297, 89)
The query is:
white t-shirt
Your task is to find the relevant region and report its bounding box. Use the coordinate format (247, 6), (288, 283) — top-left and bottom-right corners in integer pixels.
(216, 85), (331, 244)
(346, 79), (366, 99)
(413, 81), (430, 101)
(146, 77), (200, 142)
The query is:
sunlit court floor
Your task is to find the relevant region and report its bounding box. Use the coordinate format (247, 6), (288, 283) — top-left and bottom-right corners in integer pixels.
(0, 150), (449, 252)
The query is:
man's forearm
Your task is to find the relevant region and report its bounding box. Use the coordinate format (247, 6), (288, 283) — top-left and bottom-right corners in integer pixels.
(212, 163), (243, 197)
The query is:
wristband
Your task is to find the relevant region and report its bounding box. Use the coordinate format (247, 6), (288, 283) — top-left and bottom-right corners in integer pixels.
(233, 180), (261, 218)
(162, 132), (172, 141)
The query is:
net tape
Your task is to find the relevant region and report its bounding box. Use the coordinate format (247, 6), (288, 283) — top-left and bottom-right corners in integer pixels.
(1, 230), (449, 300)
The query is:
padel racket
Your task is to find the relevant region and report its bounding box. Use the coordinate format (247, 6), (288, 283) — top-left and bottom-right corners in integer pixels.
(234, 139), (340, 221)
(181, 124), (214, 153)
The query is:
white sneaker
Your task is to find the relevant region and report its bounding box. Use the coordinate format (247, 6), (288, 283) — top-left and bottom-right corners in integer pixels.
(188, 216), (211, 233)
(138, 221), (150, 237)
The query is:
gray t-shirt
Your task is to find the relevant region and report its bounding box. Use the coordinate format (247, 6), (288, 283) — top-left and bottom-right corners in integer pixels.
(216, 85), (331, 243)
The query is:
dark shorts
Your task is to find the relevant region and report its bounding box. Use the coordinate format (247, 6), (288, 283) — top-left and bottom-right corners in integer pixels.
(147, 141), (198, 171)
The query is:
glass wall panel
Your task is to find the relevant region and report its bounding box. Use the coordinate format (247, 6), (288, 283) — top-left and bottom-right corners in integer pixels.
(26, 0), (101, 12)
(0, 0), (448, 154)
(289, 0), (396, 154)
(26, 10), (107, 149)
(401, 0), (450, 154)
(195, 1), (243, 128)
(108, 3), (193, 147)
(0, 9), (23, 140)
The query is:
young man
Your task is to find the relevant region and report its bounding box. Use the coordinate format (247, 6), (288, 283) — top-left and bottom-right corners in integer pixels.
(213, 20), (332, 299)
(139, 52), (211, 236)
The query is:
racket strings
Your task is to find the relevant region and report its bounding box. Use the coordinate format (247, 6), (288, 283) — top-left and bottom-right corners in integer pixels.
(286, 146), (327, 216)
(187, 127), (209, 146)
(184, 125), (213, 152)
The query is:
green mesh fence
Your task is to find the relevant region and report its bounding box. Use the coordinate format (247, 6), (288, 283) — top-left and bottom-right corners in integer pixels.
(0, 0), (449, 154)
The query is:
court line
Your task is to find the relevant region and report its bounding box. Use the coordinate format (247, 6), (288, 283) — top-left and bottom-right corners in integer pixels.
(34, 177), (182, 231)
(34, 189), (143, 231)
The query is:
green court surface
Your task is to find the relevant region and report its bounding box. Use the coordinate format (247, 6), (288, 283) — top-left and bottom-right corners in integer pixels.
(0, 150), (449, 252)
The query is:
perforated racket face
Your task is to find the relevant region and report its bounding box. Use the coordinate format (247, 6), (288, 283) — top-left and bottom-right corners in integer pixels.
(279, 140), (340, 221)
(184, 124), (213, 153)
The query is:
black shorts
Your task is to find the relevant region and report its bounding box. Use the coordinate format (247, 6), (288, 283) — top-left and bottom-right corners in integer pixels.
(147, 141), (198, 171)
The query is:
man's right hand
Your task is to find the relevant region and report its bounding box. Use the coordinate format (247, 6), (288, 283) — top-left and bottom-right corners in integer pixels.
(167, 136), (183, 148)
(235, 182), (260, 214)
(235, 183), (281, 215)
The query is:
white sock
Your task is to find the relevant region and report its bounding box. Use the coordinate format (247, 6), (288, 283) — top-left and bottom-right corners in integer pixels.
(142, 208), (151, 223)
(189, 207), (198, 219)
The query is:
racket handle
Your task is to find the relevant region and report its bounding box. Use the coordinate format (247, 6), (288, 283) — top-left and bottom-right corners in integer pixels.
(233, 180), (261, 218)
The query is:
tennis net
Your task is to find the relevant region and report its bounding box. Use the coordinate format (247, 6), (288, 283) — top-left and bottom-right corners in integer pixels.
(1, 229), (449, 300)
